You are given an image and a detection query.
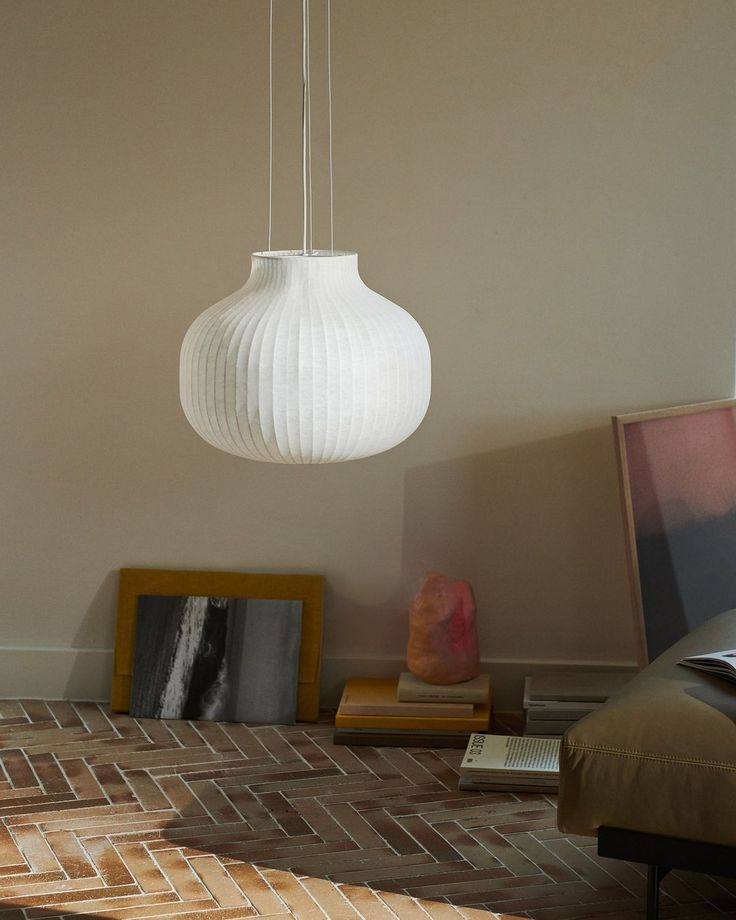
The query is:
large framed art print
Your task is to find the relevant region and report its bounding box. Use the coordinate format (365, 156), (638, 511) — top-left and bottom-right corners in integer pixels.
(614, 398), (736, 666)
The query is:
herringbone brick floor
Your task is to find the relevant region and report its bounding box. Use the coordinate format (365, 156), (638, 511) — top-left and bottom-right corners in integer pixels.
(0, 702), (734, 920)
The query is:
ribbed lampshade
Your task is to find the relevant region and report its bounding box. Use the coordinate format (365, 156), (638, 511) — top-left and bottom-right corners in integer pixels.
(180, 250), (431, 463)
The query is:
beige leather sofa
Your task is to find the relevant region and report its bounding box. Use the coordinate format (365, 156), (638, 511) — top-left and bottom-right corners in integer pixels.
(558, 608), (736, 917)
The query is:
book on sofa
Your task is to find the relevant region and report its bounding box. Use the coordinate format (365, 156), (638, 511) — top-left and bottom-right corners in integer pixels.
(680, 648), (736, 683)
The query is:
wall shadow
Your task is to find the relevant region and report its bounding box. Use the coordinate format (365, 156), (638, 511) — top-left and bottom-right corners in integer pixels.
(401, 427), (637, 665)
(63, 571), (119, 699)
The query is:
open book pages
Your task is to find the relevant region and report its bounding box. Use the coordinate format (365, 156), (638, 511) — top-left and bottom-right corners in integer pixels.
(460, 733), (560, 776)
(680, 649), (736, 684)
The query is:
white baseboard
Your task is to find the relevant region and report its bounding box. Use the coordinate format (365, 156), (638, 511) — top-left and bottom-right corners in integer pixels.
(0, 647), (638, 713)
(0, 647), (113, 701)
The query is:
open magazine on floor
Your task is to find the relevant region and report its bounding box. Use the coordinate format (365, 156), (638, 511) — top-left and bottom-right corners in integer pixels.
(679, 649), (736, 684)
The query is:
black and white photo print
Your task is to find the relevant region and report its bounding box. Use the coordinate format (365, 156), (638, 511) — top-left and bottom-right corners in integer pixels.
(129, 595), (303, 723)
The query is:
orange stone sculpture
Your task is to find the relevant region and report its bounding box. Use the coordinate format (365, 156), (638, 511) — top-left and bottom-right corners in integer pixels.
(406, 572), (480, 684)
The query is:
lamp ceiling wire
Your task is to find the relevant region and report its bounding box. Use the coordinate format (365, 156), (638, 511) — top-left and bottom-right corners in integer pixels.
(301, 0), (308, 254)
(306, 0), (314, 254)
(327, 0), (334, 254)
(268, 0), (273, 251)
(273, 0), (330, 257)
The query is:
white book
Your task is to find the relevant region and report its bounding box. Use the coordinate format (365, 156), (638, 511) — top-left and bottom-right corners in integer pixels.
(459, 778), (557, 793)
(523, 703), (598, 720)
(680, 649), (736, 684)
(461, 733), (560, 776)
(397, 672), (490, 703)
(524, 671), (633, 703)
(459, 771), (558, 786)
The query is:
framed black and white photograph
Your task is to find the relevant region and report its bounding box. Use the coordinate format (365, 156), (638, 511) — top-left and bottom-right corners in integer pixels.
(129, 594), (302, 724)
(112, 569), (324, 721)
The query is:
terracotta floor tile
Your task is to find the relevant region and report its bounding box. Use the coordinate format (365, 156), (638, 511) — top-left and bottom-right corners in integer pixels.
(154, 773), (210, 819)
(0, 724), (87, 746)
(134, 717), (179, 746)
(151, 846), (210, 899)
(250, 728), (305, 766)
(1, 749), (38, 788)
(163, 719), (209, 749)
(218, 724), (271, 760)
(146, 828), (290, 856)
(359, 810), (425, 857)
(225, 863), (287, 915)
(259, 867), (327, 918)
(144, 909), (282, 920)
(217, 765), (329, 788)
(290, 798), (353, 843)
(44, 701), (85, 730)
(40, 807), (171, 836)
(0, 821), (24, 866)
(4, 798), (125, 827)
(375, 889), (433, 919)
(298, 874), (363, 918)
(0, 863), (30, 877)
(431, 822), (504, 871)
(257, 791), (312, 837)
(123, 770), (173, 812)
(465, 827), (540, 879)
(59, 755), (107, 800)
(72, 702), (115, 733)
(339, 883), (400, 920)
(19, 701), (55, 724)
(82, 836), (135, 886)
(0, 792), (76, 818)
(93, 897), (217, 919)
(221, 785), (279, 830)
(178, 759), (276, 783)
(0, 874), (105, 901)
(207, 836), (341, 866)
(0, 701), (724, 919)
(414, 752), (464, 792)
(12, 823), (63, 873)
(191, 854), (254, 909)
(333, 853), (437, 887)
(44, 828), (98, 878)
(116, 841), (172, 892)
(189, 779), (246, 824)
(0, 702), (26, 720)
(327, 802), (395, 851)
(191, 722), (242, 756)
(422, 900), (498, 920)
(25, 891), (183, 919)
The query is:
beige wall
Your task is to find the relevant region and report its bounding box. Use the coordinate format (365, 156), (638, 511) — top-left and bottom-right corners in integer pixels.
(2, 0), (735, 701)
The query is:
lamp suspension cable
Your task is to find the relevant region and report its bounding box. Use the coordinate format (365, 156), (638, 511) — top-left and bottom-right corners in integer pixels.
(301, 0), (308, 254)
(327, 0), (334, 254)
(306, 0), (314, 253)
(270, 0), (331, 257)
(267, 0), (273, 251)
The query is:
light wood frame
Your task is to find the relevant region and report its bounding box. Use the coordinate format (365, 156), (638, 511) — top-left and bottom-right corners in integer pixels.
(612, 397), (736, 667)
(111, 568), (324, 722)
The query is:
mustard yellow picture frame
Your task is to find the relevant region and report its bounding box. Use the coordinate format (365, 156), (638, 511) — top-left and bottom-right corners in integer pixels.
(111, 568), (324, 722)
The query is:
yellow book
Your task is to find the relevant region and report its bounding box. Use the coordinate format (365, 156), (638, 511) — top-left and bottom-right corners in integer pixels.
(335, 678), (491, 731)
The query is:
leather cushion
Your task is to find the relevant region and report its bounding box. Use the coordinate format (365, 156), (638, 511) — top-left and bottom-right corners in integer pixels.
(558, 608), (736, 846)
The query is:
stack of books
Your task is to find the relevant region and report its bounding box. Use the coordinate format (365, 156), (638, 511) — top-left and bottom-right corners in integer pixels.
(333, 673), (491, 747)
(523, 671), (633, 737)
(459, 732), (561, 792)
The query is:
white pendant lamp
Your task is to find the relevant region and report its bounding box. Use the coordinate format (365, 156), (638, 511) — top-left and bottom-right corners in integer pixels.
(180, 0), (431, 464)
